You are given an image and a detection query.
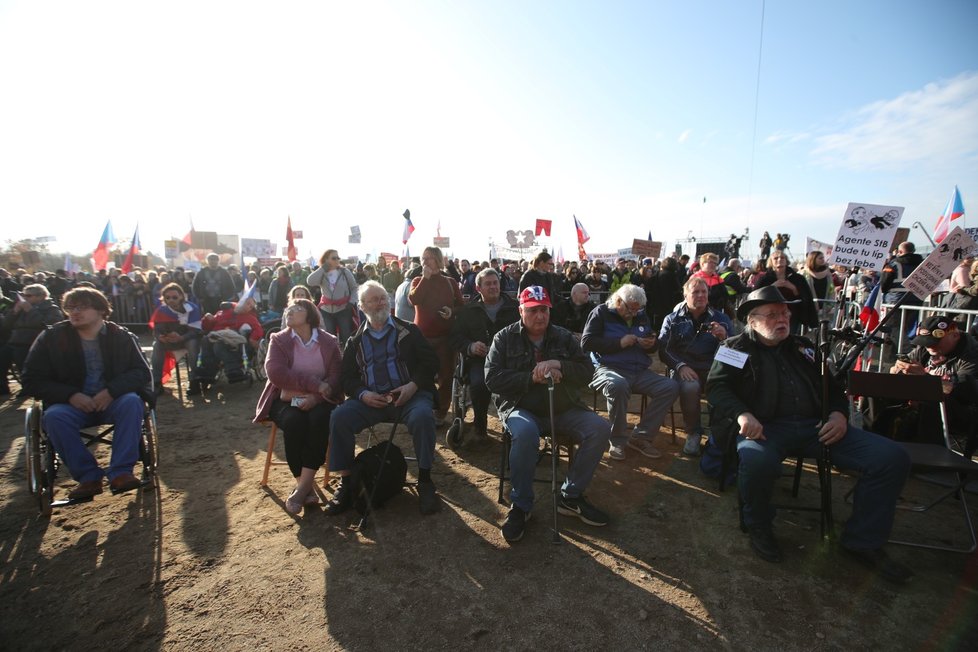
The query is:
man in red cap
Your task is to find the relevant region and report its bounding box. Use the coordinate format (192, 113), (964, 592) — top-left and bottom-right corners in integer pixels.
(486, 285), (612, 543)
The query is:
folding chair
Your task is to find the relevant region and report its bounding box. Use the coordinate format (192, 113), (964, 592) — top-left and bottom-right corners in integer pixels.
(848, 370), (978, 553)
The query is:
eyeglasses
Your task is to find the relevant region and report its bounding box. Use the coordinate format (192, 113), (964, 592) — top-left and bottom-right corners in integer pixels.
(286, 305), (307, 313)
(752, 310), (791, 321)
(329, 256), (340, 261)
(64, 305), (94, 313)
(361, 296), (389, 306)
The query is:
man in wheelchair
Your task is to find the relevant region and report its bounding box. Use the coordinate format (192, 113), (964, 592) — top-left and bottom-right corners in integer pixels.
(198, 297), (264, 386)
(22, 287), (153, 500)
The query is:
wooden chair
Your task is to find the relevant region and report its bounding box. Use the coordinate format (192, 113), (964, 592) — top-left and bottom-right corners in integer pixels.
(260, 422), (330, 488)
(848, 370), (978, 553)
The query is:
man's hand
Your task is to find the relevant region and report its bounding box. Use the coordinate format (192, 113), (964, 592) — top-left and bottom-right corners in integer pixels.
(392, 381), (417, 407)
(890, 359), (926, 375)
(677, 366), (699, 382)
(92, 389), (114, 412)
(738, 412), (765, 441)
(637, 335), (657, 350)
(468, 341), (488, 357)
(361, 391), (390, 408)
(69, 392), (97, 413)
(708, 322), (728, 341)
(298, 394), (323, 411)
(817, 411), (848, 445)
(620, 333), (639, 348)
(532, 360), (562, 384)
(437, 306), (452, 319)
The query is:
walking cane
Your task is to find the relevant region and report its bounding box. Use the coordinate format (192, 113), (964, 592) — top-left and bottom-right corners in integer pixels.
(351, 411), (401, 532)
(547, 373), (561, 544)
(818, 321), (835, 539)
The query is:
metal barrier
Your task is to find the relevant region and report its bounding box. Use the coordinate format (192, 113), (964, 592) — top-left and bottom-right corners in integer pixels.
(108, 293), (154, 329)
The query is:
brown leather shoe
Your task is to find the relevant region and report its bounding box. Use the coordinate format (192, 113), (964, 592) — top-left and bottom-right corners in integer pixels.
(68, 480), (103, 500)
(109, 473), (141, 494)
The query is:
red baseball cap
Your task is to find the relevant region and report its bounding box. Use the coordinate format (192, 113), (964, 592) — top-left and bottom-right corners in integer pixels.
(519, 286), (552, 308)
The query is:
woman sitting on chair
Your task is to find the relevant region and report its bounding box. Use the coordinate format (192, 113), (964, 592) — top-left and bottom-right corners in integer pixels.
(254, 298), (343, 514)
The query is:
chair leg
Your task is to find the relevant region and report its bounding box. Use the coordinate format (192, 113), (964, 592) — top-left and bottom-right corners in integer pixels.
(261, 423), (277, 487)
(497, 429), (510, 505)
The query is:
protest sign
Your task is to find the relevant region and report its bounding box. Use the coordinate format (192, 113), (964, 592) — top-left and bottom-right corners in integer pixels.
(828, 202), (903, 271)
(904, 226), (978, 300)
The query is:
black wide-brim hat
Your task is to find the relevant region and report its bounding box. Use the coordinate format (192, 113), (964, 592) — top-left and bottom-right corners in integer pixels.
(736, 285), (801, 322)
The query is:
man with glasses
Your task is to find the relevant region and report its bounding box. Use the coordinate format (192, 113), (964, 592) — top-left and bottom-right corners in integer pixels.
(149, 282), (203, 396)
(22, 287), (152, 499)
(706, 286), (913, 583)
(0, 284), (62, 397)
(659, 277), (733, 455)
(325, 281), (441, 516)
(582, 284), (678, 461)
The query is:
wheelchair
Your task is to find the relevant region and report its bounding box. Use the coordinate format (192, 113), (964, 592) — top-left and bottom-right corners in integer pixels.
(253, 317), (282, 382)
(198, 335), (258, 389)
(445, 352), (471, 449)
(24, 400), (159, 516)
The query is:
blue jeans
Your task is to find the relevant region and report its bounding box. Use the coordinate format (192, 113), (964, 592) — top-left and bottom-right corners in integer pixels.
(467, 361), (490, 428)
(320, 306), (355, 345)
(43, 392), (144, 483)
(737, 416), (911, 550)
(590, 366), (679, 447)
(505, 407), (609, 512)
(328, 390), (436, 472)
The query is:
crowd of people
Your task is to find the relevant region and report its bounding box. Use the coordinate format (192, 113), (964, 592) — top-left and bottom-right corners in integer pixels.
(4, 235), (977, 585)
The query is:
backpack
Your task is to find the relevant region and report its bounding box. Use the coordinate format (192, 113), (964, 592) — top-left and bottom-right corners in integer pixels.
(352, 441), (407, 515)
(699, 415), (737, 487)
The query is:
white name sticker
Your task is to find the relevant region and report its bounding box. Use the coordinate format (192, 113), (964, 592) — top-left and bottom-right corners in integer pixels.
(715, 347), (749, 369)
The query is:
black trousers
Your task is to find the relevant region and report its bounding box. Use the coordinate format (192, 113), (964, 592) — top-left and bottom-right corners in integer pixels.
(268, 399), (335, 477)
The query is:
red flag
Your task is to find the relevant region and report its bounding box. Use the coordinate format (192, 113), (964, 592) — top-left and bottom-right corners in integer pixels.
(402, 209), (415, 244)
(92, 220), (116, 271)
(121, 225), (141, 273)
(535, 219), (552, 236)
(578, 242), (588, 260)
(286, 216), (297, 262)
(181, 217), (195, 246)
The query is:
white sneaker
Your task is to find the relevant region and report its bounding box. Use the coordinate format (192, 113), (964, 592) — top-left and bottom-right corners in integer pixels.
(683, 432), (702, 456)
(608, 444), (626, 460)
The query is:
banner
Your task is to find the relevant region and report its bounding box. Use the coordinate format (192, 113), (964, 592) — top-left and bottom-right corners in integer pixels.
(241, 238), (275, 258)
(904, 227), (978, 300)
(631, 239), (662, 259)
(433, 237), (450, 248)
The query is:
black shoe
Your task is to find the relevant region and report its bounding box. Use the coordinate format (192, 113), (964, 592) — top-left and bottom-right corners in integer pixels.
(324, 482), (353, 516)
(418, 481), (440, 515)
(187, 380), (202, 396)
(501, 507), (530, 543)
(841, 546), (914, 584)
(557, 494), (609, 526)
(748, 526), (783, 562)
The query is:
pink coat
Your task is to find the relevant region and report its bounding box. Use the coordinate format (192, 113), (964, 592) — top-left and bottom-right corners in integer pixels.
(253, 327), (343, 423)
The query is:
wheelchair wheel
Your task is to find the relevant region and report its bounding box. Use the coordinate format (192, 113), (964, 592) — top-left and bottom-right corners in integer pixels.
(445, 418), (463, 449)
(24, 404), (54, 516)
(254, 337), (270, 381)
(140, 410), (159, 483)
(24, 405), (42, 495)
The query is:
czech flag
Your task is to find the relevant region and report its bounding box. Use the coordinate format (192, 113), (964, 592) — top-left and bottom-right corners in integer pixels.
(859, 281), (882, 331)
(286, 216), (297, 262)
(402, 209), (415, 244)
(573, 215), (590, 245)
(934, 185), (965, 244)
(92, 220), (116, 271)
(121, 225), (141, 273)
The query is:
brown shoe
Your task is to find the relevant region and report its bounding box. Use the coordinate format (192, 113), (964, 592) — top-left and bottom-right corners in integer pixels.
(109, 473), (141, 494)
(68, 480), (103, 500)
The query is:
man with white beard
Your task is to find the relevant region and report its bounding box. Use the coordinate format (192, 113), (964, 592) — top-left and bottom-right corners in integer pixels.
(325, 281), (441, 516)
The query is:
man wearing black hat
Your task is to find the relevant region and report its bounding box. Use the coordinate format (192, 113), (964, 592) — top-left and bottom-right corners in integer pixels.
(892, 315), (978, 456)
(707, 286), (913, 583)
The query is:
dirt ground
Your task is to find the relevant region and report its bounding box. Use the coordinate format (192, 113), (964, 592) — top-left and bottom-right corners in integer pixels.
(2, 349), (978, 651)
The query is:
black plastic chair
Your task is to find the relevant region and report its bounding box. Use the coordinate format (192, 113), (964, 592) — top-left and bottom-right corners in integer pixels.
(848, 370), (978, 553)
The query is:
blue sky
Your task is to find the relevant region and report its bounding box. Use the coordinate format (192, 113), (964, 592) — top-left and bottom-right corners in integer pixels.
(1, 0), (975, 264)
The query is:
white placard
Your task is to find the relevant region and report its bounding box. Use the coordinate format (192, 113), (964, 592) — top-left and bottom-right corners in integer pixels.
(828, 202), (904, 271)
(904, 226), (978, 300)
(714, 346), (749, 369)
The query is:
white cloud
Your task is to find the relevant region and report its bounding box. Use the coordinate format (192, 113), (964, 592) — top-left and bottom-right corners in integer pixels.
(810, 72), (978, 172)
(677, 129), (692, 144)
